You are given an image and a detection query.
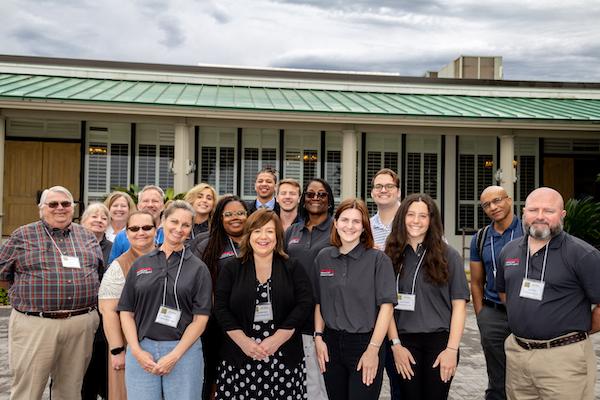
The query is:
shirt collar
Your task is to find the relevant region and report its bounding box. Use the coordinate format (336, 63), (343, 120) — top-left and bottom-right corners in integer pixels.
(255, 197), (276, 210)
(331, 242), (366, 260)
(148, 245), (193, 260)
(517, 230), (566, 249)
(303, 216), (333, 232)
(41, 219), (73, 235)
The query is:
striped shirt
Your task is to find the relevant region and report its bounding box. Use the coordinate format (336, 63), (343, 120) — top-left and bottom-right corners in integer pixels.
(370, 213), (392, 250)
(0, 220), (103, 312)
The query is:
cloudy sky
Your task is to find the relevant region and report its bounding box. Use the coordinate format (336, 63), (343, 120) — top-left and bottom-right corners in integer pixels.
(1, 0), (600, 82)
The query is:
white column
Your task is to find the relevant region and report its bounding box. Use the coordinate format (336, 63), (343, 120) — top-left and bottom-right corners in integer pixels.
(0, 116), (5, 236)
(173, 123), (195, 194)
(499, 135), (516, 199)
(341, 129), (357, 199)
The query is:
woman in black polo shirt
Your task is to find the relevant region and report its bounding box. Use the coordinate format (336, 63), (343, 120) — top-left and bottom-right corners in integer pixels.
(314, 198), (396, 400)
(385, 193), (469, 400)
(118, 200), (212, 400)
(214, 209), (313, 399)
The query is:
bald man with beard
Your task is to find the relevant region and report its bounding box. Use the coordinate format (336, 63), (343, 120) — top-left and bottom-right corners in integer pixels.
(497, 187), (600, 400)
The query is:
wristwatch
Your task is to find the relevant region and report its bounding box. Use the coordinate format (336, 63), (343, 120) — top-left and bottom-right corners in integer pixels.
(110, 346), (125, 355)
(389, 338), (401, 346)
(313, 331), (324, 339)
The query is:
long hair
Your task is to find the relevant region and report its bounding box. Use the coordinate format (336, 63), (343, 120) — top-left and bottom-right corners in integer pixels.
(330, 198), (374, 249)
(298, 178), (335, 221)
(184, 183), (217, 220)
(239, 209), (288, 263)
(385, 193), (449, 285)
(202, 195), (248, 284)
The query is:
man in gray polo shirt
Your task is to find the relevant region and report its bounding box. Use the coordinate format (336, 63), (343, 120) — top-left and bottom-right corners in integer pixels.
(497, 187), (600, 400)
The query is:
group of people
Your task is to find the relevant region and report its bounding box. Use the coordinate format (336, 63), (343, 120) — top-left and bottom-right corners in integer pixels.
(0, 165), (599, 400)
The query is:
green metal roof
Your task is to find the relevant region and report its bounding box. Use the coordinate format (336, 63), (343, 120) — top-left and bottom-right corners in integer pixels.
(1, 73), (600, 121)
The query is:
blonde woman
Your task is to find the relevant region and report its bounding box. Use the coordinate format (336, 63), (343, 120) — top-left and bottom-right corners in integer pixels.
(184, 183), (217, 239)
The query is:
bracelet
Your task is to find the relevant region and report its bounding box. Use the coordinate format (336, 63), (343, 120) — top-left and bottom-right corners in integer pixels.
(369, 342), (381, 348)
(446, 346), (459, 351)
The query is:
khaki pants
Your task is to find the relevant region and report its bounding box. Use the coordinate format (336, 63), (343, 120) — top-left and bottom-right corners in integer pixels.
(8, 309), (99, 400)
(505, 333), (596, 400)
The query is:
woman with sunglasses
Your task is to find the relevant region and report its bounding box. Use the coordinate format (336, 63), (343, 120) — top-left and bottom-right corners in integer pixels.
(191, 195), (248, 400)
(284, 178), (335, 400)
(118, 201), (212, 400)
(385, 194), (469, 400)
(184, 183), (217, 239)
(313, 198), (396, 400)
(214, 209), (313, 399)
(99, 211), (156, 399)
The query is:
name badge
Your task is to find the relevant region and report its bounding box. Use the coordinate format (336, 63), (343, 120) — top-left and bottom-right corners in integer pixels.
(61, 255), (81, 269)
(395, 293), (416, 311)
(320, 269), (335, 277)
(155, 306), (182, 328)
(519, 278), (545, 301)
(254, 302), (274, 322)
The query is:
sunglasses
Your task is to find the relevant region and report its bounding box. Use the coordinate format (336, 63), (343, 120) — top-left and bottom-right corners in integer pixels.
(223, 210), (247, 218)
(305, 191), (328, 200)
(46, 201), (72, 209)
(127, 225), (155, 232)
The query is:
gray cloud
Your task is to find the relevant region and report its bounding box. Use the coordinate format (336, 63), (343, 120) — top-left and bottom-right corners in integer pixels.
(158, 18), (186, 47)
(271, 0), (444, 14)
(10, 28), (85, 57)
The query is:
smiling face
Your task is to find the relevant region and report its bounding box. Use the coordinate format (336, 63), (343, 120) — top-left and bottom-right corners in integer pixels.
(163, 208), (193, 247)
(138, 189), (164, 221)
(255, 172), (276, 201)
(480, 187), (512, 224)
(192, 188), (215, 217)
(304, 181), (329, 216)
(41, 191), (74, 229)
(276, 183), (300, 212)
(249, 219), (277, 258)
(371, 172), (401, 209)
(334, 208), (364, 246)
(126, 213), (156, 251)
(405, 201), (431, 244)
(522, 188), (566, 240)
(82, 211), (109, 235)
(222, 201), (247, 238)
(109, 196), (130, 225)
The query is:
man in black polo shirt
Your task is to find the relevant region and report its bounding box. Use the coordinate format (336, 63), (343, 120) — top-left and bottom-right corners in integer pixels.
(497, 187), (600, 400)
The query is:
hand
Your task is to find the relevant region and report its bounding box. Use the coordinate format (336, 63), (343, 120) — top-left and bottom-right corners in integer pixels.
(239, 336), (269, 361)
(314, 337), (329, 373)
(356, 346), (379, 386)
(258, 335), (285, 356)
(132, 348), (158, 374)
(392, 345), (416, 380)
(153, 351), (181, 376)
(432, 348), (458, 383)
(110, 352), (126, 371)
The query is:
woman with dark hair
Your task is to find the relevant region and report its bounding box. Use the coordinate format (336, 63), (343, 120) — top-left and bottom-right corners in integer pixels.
(284, 178), (335, 400)
(191, 195), (248, 400)
(385, 193), (469, 400)
(214, 209), (313, 399)
(313, 198), (396, 400)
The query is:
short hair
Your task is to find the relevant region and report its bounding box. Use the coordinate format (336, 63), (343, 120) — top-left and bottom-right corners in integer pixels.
(126, 210), (157, 228)
(38, 186), (74, 218)
(255, 167), (278, 183)
(330, 198), (374, 249)
(104, 191), (137, 213)
(139, 185), (165, 202)
(184, 183), (217, 213)
(239, 209), (288, 263)
(162, 200), (195, 221)
(277, 178), (301, 195)
(371, 168), (400, 188)
(81, 202), (110, 225)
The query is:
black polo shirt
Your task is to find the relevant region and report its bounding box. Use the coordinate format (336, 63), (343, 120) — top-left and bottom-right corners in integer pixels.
(394, 245), (470, 334)
(497, 231), (600, 340)
(118, 246), (212, 341)
(314, 244), (396, 333)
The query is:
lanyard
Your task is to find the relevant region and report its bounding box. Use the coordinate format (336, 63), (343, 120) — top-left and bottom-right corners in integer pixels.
(490, 229), (515, 276)
(228, 237), (239, 257)
(161, 248), (185, 311)
(396, 248), (427, 295)
(524, 241), (549, 282)
(43, 226), (78, 258)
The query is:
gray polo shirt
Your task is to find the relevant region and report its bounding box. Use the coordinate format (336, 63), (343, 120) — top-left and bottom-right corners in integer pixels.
(118, 247), (212, 341)
(496, 231), (600, 340)
(285, 217), (334, 279)
(313, 244), (396, 333)
(395, 244), (470, 334)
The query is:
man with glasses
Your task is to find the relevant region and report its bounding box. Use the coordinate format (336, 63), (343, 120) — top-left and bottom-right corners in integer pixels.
(469, 185), (523, 400)
(246, 167), (280, 215)
(0, 186), (103, 400)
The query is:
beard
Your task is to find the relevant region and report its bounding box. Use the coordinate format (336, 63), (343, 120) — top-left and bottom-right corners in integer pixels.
(523, 219), (563, 240)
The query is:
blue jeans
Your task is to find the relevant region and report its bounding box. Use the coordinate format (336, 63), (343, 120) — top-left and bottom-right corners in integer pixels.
(126, 338), (203, 400)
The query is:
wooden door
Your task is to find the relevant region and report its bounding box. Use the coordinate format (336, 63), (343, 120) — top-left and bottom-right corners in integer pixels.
(543, 157), (574, 201)
(3, 141), (81, 235)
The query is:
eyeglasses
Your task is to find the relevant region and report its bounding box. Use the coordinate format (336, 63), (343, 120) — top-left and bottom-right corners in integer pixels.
(127, 225), (155, 232)
(46, 201), (72, 209)
(305, 192), (328, 200)
(481, 196), (508, 210)
(373, 184), (397, 191)
(223, 210), (247, 218)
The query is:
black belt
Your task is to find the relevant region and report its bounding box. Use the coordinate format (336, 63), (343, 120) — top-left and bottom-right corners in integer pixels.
(16, 306), (97, 319)
(514, 332), (588, 350)
(483, 298), (506, 313)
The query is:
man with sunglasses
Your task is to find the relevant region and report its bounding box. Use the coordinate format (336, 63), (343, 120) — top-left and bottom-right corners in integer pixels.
(469, 185), (523, 400)
(0, 186), (104, 400)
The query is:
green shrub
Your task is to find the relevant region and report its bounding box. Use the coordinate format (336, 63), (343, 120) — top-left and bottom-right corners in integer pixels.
(564, 196), (600, 249)
(0, 288), (9, 305)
